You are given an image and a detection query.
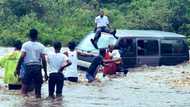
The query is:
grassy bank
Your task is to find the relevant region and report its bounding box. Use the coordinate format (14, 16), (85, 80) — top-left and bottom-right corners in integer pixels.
(0, 0), (190, 46)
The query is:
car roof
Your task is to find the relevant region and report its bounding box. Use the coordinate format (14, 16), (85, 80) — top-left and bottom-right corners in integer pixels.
(90, 30), (185, 38)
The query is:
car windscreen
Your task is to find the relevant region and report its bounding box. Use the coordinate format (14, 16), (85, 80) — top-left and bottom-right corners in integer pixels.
(77, 33), (117, 52)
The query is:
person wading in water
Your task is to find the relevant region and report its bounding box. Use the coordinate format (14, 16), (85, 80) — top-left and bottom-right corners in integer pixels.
(16, 28), (48, 98)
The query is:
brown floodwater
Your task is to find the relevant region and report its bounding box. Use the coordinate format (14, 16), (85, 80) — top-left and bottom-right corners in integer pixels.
(0, 47), (190, 107)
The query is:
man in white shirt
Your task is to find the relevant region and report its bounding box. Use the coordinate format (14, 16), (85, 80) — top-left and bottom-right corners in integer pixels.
(16, 29), (48, 98)
(47, 41), (71, 98)
(91, 10), (118, 49)
(108, 45), (121, 60)
(64, 41), (79, 82)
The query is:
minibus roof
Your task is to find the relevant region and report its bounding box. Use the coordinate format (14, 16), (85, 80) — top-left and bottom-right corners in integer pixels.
(92, 30), (185, 38)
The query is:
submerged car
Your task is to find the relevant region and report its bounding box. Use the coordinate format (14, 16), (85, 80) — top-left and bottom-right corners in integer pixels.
(76, 30), (189, 68)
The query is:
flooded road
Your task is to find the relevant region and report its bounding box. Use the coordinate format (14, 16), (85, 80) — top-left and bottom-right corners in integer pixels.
(0, 47), (190, 107)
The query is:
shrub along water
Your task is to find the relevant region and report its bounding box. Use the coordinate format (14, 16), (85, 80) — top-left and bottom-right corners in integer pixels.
(0, 0), (190, 46)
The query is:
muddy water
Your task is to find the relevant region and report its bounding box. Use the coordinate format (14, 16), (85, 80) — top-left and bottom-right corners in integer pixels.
(0, 48), (190, 107)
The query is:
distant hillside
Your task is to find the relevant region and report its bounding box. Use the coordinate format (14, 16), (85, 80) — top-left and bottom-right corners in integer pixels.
(0, 0), (190, 46)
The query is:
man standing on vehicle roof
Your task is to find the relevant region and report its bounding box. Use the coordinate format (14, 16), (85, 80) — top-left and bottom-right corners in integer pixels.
(91, 9), (118, 49)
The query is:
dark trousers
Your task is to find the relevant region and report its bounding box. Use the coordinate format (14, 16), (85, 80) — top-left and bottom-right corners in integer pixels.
(119, 49), (129, 75)
(94, 27), (115, 43)
(65, 77), (78, 82)
(119, 64), (129, 75)
(86, 56), (103, 82)
(48, 73), (64, 96)
(23, 64), (43, 97)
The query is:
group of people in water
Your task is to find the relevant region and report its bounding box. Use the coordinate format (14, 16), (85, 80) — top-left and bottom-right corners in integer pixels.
(0, 10), (126, 99)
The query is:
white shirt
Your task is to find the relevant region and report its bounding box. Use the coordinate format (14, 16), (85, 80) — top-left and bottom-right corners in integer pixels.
(95, 15), (109, 27)
(47, 52), (68, 73)
(109, 50), (120, 60)
(21, 41), (46, 64)
(64, 50), (78, 78)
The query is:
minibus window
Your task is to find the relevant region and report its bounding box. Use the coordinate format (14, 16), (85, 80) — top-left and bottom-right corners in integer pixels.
(118, 38), (136, 57)
(161, 39), (187, 56)
(137, 40), (159, 56)
(173, 40), (186, 55)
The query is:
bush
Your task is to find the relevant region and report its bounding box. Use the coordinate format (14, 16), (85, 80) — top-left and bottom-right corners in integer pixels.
(0, 0), (190, 46)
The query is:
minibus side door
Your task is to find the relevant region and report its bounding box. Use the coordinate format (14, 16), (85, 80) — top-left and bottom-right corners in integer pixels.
(136, 38), (160, 66)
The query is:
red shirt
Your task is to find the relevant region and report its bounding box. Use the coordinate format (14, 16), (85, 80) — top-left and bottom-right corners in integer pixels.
(103, 51), (118, 75)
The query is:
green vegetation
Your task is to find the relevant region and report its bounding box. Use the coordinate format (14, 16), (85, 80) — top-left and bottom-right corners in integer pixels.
(0, 0), (190, 46)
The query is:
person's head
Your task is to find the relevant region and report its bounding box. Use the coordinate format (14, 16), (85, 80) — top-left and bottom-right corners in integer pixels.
(14, 40), (22, 50)
(68, 41), (77, 51)
(53, 41), (62, 52)
(99, 48), (106, 57)
(108, 44), (115, 52)
(29, 28), (38, 41)
(99, 9), (104, 17)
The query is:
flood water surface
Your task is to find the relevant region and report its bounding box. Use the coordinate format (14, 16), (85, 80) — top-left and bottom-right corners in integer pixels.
(0, 48), (190, 107)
